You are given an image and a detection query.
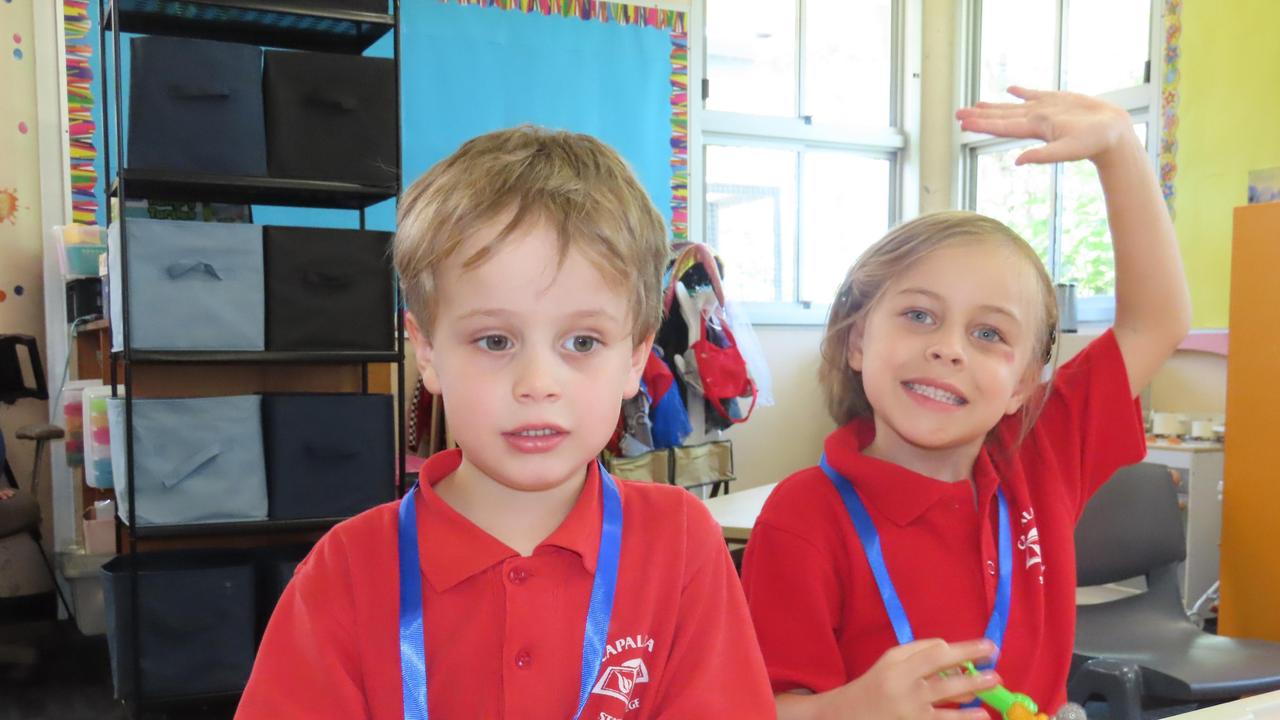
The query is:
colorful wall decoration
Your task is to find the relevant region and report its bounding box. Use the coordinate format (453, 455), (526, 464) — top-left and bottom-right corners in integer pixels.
(64, 0), (100, 225)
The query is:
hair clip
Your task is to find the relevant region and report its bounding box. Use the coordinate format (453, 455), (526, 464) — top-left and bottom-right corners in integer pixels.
(1043, 327), (1058, 364)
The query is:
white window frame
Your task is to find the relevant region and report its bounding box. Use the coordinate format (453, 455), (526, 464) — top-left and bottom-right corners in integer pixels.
(955, 0), (1163, 325)
(689, 0), (923, 325)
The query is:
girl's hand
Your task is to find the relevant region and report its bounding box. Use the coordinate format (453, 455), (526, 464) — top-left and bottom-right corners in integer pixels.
(0, 489), (15, 501)
(955, 86), (1137, 167)
(830, 638), (1001, 719)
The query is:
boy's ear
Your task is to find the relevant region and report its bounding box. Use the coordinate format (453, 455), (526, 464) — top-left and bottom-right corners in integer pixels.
(846, 319), (866, 373)
(625, 333), (655, 399)
(405, 311), (441, 394)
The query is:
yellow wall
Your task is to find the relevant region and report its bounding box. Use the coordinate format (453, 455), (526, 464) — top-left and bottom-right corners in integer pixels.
(0, 0), (52, 535)
(1174, 0), (1280, 328)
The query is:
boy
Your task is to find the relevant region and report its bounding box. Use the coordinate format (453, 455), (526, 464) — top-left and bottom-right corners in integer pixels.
(236, 127), (774, 719)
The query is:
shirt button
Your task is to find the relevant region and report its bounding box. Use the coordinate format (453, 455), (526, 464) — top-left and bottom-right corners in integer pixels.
(987, 560), (996, 575)
(514, 650), (533, 669)
(507, 567), (529, 585)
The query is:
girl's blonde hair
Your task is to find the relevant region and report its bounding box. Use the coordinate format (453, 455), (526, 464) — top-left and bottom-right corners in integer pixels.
(818, 211), (1059, 432)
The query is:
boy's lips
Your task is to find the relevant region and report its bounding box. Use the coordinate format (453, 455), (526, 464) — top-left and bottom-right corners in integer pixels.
(502, 425), (568, 453)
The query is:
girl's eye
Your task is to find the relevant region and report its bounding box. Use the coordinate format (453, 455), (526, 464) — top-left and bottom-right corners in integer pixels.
(564, 335), (599, 353)
(973, 326), (1004, 343)
(479, 335), (512, 352)
(905, 309), (934, 324)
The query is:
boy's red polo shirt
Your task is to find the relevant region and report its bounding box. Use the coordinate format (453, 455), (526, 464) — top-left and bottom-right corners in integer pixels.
(237, 450), (774, 719)
(741, 330), (1145, 714)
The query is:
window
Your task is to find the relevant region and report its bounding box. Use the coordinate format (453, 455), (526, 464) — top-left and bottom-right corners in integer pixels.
(693, 0), (910, 323)
(960, 0), (1160, 323)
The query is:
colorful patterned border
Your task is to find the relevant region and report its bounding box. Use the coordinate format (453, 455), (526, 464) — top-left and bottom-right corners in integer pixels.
(65, 0), (98, 225)
(447, 0), (684, 31)
(1160, 0), (1181, 218)
(669, 31), (688, 242)
(445, 0), (688, 241)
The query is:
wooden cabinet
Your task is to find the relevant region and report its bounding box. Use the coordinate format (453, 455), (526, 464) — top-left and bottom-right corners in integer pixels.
(1220, 202), (1280, 641)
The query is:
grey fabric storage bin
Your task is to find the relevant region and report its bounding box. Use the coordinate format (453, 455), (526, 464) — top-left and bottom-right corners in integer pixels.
(127, 36), (267, 176)
(102, 550), (256, 700)
(262, 393), (395, 520)
(109, 219), (265, 351)
(107, 395), (268, 526)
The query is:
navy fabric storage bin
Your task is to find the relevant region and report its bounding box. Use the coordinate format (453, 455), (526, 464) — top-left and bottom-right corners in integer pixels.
(279, 0), (387, 11)
(108, 219), (265, 352)
(263, 226), (394, 351)
(262, 393), (394, 520)
(107, 395), (268, 526)
(127, 36), (267, 176)
(263, 50), (397, 186)
(101, 550), (256, 700)
(251, 543), (311, 639)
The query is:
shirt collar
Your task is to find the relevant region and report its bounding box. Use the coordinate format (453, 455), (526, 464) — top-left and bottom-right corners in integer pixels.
(823, 418), (996, 527)
(414, 449), (604, 592)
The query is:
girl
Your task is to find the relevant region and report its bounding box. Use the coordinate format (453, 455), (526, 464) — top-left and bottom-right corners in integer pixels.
(741, 87), (1191, 720)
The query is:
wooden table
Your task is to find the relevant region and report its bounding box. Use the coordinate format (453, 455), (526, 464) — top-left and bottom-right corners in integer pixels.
(702, 482), (778, 542)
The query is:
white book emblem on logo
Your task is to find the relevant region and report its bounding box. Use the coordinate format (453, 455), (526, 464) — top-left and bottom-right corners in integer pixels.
(592, 658), (650, 703)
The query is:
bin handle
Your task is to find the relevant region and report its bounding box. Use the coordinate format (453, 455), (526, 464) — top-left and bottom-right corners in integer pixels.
(305, 92), (357, 112)
(304, 441), (360, 460)
(162, 444), (222, 489)
(168, 83), (232, 100)
(167, 260), (222, 281)
(302, 269), (353, 290)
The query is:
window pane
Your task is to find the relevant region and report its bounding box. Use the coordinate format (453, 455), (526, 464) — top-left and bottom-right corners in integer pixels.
(705, 145), (798, 303)
(1059, 123), (1147, 297)
(804, 0), (892, 127)
(1065, 0), (1150, 95)
(799, 151), (891, 304)
(974, 145), (1053, 264)
(979, 0), (1056, 102)
(706, 0), (797, 116)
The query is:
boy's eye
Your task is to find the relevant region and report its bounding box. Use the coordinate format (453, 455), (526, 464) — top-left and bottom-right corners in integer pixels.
(478, 335), (512, 352)
(564, 335), (599, 353)
(973, 326), (1004, 343)
(904, 309), (934, 325)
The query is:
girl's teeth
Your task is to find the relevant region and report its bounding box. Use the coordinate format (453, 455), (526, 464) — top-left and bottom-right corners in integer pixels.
(518, 429), (557, 437)
(905, 383), (964, 405)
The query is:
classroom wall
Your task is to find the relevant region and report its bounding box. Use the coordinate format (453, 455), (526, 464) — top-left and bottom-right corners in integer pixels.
(0, 0), (53, 539)
(1173, 0), (1280, 329)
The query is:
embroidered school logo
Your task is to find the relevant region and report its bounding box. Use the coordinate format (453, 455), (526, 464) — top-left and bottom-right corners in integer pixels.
(1018, 507), (1045, 584)
(592, 657), (650, 704)
(592, 634), (655, 710)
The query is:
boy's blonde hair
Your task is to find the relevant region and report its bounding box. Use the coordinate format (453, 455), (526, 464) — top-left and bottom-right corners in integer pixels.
(394, 125), (670, 343)
(819, 210), (1059, 429)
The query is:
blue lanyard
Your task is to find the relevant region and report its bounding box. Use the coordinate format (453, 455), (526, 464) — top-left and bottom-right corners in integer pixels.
(398, 463), (624, 719)
(818, 454), (1012, 672)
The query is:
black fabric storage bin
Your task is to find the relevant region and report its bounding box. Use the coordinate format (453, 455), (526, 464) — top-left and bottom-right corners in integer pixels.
(127, 36), (267, 176)
(262, 393), (395, 520)
(101, 550), (256, 701)
(263, 226), (394, 351)
(251, 544), (311, 639)
(277, 0), (388, 11)
(263, 50), (397, 185)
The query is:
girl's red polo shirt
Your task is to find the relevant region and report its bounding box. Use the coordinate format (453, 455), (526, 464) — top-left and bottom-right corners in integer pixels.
(237, 451), (774, 719)
(741, 330), (1145, 715)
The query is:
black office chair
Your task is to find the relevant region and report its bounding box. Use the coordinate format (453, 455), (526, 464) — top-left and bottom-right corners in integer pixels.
(1069, 462), (1280, 719)
(0, 334), (72, 679)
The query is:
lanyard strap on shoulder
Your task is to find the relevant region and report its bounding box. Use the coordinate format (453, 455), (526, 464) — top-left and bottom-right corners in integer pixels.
(397, 463), (624, 720)
(818, 454), (1012, 671)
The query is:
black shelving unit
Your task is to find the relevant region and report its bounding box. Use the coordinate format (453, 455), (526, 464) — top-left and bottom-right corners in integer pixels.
(97, 0), (405, 714)
(109, 170), (395, 209)
(104, 0), (394, 53)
